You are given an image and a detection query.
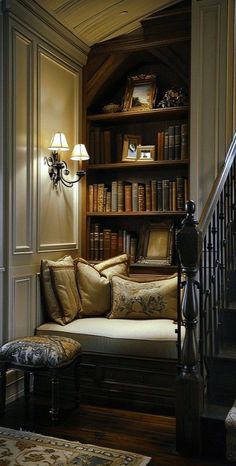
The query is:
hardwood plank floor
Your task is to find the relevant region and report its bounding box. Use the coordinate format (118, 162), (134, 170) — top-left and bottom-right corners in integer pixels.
(0, 397), (230, 466)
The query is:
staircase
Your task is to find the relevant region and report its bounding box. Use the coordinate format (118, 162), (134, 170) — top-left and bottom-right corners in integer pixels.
(175, 134), (236, 458)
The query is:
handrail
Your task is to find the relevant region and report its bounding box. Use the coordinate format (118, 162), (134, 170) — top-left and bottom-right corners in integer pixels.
(199, 133), (236, 236)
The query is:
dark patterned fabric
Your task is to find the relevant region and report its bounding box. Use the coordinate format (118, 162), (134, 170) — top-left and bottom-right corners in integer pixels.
(0, 335), (81, 368)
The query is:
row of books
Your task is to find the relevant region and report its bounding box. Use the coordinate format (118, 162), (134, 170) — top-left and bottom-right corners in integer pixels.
(88, 176), (188, 213)
(156, 124), (188, 161)
(89, 224), (137, 262)
(88, 124), (188, 164)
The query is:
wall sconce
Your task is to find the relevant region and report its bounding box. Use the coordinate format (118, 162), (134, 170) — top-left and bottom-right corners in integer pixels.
(45, 132), (90, 188)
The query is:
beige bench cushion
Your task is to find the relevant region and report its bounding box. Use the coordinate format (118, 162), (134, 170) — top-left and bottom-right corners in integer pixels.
(36, 318), (185, 359)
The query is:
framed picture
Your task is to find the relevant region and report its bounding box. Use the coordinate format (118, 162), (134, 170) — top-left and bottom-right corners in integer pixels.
(122, 134), (142, 162)
(122, 74), (157, 112)
(137, 222), (174, 265)
(137, 145), (155, 161)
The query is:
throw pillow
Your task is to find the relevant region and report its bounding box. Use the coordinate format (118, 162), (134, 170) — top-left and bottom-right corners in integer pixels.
(40, 256), (74, 325)
(108, 274), (178, 320)
(49, 265), (81, 324)
(94, 253), (130, 278)
(75, 254), (129, 317)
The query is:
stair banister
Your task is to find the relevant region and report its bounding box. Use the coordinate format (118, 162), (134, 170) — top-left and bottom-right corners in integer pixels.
(176, 133), (236, 455)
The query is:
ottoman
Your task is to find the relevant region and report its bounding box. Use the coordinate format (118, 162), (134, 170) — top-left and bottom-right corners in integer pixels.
(0, 335), (82, 422)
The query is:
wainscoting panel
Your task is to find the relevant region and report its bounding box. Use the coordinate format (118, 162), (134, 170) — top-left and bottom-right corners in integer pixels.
(9, 275), (36, 340)
(12, 31), (33, 254)
(37, 49), (80, 252)
(190, 0), (229, 217)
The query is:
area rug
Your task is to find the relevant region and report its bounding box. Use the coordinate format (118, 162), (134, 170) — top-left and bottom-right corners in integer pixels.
(0, 426), (151, 465)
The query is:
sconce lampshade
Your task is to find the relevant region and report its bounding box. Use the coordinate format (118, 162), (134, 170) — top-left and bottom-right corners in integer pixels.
(70, 144), (90, 161)
(48, 132), (69, 151)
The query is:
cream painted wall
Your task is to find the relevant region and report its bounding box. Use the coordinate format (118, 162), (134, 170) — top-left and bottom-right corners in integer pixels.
(1, 0), (89, 351)
(190, 0), (235, 218)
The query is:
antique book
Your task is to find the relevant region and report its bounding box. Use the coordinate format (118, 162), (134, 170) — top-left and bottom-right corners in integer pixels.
(93, 184), (98, 212)
(132, 182), (138, 212)
(168, 126), (175, 160)
(111, 181), (118, 211)
(99, 232), (104, 261)
(124, 184), (132, 212)
(174, 125), (181, 160)
(89, 231), (94, 261)
(145, 181), (151, 211)
(103, 228), (112, 259)
(117, 180), (124, 212)
(93, 223), (100, 261)
(105, 190), (111, 212)
(151, 179), (157, 211)
(130, 236), (137, 263)
(181, 123), (188, 159)
(97, 183), (104, 212)
(111, 232), (118, 257)
(162, 179), (170, 211)
(176, 176), (185, 210)
(138, 184), (145, 211)
(157, 180), (163, 211)
(164, 128), (169, 160)
(88, 184), (94, 212)
(157, 130), (164, 161)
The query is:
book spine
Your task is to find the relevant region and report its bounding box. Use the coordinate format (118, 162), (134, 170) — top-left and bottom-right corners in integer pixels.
(172, 180), (177, 211)
(164, 128), (169, 160)
(176, 176), (185, 210)
(174, 125), (181, 160)
(130, 236), (137, 263)
(145, 181), (151, 211)
(105, 191), (111, 212)
(93, 184), (98, 212)
(118, 230), (123, 254)
(117, 180), (124, 212)
(157, 131), (164, 161)
(99, 232), (104, 261)
(151, 180), (157, 211)
(89, 230), (94, 261)
(93, 223), (100, 261)
(181, 123), (188, 159)
(157, 180), (163, 211)
(124, 184), (132, 211)
(97, 183), (104, 212)
(132, 182), (138, 211)
(162, 179), (169, 211)
(88, 185), (94, 212)
(111, 232), (118, 257)
(111, 181), (118, 211)
(103, 229), (112, 259)
(168, 126), (175, 160)
(138, 184), (145, 211)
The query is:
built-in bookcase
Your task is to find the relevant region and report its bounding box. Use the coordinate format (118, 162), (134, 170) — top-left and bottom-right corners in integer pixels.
(82, 1), (191, 274)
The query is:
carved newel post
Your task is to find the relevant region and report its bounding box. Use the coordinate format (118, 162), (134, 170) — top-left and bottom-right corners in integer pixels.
(176, 200), (203, 455)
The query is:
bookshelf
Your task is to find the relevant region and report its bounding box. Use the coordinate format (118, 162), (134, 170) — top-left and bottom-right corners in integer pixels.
(82, 1), (191, 274)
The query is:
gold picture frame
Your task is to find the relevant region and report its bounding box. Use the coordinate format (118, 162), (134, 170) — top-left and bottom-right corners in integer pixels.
(137, 145), (155, 161)
(122, 134), (142, 162)
(137, 222), (174, 265)
(122, 74), (157, 112)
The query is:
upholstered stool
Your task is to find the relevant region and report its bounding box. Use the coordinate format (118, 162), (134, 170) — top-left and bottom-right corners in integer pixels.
(0, 335), (82, 422)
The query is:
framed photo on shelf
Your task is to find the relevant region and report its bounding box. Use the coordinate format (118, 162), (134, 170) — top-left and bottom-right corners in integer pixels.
(122, 74), (157, 112)
(137, 145), (155, 161)
(137, 222), (174, 265)
(122, 134), (142, 162)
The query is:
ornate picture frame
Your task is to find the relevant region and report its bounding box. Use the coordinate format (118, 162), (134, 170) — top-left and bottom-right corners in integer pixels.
(122, 134), (142, 162)
(137, 222), (174, 265)
(137, 145), (155, 161)
(122, 74), (157, 112)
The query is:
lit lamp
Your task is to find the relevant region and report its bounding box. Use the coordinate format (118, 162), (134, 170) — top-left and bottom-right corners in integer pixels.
(45, 133), (90, 188)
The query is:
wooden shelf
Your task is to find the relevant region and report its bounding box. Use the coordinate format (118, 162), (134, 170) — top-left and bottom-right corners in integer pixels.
(88, 159), (189, 171)
(87, 211), (185, 217)
(87, 106), (189, 124)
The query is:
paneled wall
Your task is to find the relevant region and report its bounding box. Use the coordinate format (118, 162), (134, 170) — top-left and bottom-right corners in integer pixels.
(1, 0), (88, 350)
(190, 0), (235, 217)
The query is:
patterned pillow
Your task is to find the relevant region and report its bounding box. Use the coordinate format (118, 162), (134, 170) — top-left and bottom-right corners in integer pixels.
(49, 265), (81, 324)
(108, 274), (178, 320)
(75, 254), (129, 317)
(40, 256), (74, 325)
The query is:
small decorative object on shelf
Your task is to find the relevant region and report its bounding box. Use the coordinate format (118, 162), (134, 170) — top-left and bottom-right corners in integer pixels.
(102, 103), (121, 113)
(137, 221), (174, 265)
(122, 134), (142, 162)
(137, 145), (155, 162)
(122, 74), (157, 112)
(156, 87), (188, 108)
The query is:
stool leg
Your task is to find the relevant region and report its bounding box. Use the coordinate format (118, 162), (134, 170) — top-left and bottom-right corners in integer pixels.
(49, 370), (59, 422)
(24, 372), (30, 403)
(74, 358), (80, 408)
(0, 365), (7, 416)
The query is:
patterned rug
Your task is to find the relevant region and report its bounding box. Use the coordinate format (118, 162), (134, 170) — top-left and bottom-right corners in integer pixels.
(0, 426), (151, 465)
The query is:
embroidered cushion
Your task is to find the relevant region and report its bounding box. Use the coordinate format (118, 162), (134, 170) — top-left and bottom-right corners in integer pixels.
(75, 254), (129, 317)
(108, 274), (178, 320)
(0, 335), (81, 368)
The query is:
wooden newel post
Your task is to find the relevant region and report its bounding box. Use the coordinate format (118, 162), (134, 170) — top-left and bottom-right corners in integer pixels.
(176, 200), (203, 455)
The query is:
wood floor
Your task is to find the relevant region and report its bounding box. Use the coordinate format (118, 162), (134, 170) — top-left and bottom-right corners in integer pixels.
(0, 396), (230, 466)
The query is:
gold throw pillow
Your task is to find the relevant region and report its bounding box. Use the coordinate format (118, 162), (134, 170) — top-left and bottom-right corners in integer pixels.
(75, 254), (129, 317)
(108, 274), (178, 320)
(50, 265), (81, 324)
(40, 256), (74, 325)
